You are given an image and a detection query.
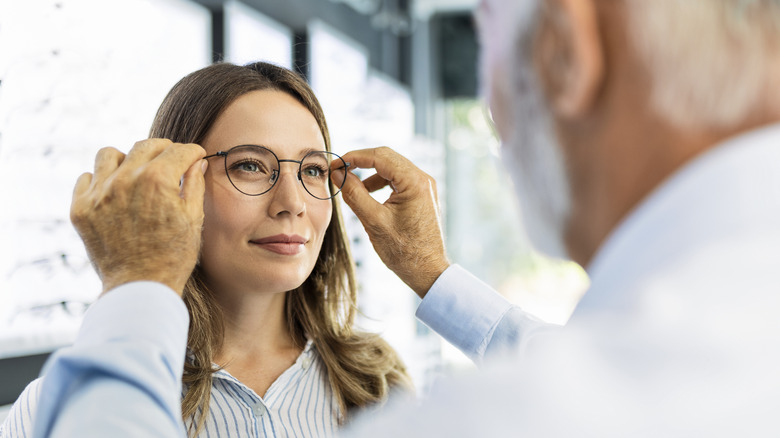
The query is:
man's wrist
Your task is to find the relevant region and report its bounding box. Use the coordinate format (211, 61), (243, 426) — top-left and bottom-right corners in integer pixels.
(101, 272), (187, 297)
(411, 259), (451, 299)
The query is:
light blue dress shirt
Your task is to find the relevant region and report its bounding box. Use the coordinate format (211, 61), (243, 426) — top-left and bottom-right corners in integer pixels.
(31, 282), (189, 438)
(417, 264), (546, 363)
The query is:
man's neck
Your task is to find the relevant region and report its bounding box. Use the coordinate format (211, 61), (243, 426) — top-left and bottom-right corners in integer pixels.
(564, 107), (780, 268)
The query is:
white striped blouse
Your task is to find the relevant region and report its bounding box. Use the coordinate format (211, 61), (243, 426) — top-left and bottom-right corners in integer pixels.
(1, 339), (340, 437)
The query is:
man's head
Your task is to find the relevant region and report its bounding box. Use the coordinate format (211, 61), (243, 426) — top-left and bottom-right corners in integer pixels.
(477, 0), (780, 266)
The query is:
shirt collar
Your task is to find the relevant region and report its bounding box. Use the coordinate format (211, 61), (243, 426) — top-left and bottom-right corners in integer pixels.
(185, 338), (316, 372)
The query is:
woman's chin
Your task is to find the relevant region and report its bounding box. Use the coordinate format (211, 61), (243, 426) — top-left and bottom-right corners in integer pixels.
(202, 264), (312, 296)
(233, 273), (308, 294)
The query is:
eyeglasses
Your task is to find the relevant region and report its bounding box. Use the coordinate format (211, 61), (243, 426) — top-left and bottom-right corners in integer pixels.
(204, 145), (349, 200)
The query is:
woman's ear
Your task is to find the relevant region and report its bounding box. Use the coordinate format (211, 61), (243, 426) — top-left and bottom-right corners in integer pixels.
(534, 0), (604, 119)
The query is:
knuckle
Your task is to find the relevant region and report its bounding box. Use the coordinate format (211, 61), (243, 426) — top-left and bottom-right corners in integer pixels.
(141, 138), (173, 147)
(69, 206), (84, 224)
(375, 146), (394, 157)
(341, 183), (363, 204)
(341, 181), (356, 197)
(134, 138), (171, 153)
(70, 201), (92, 227)
(131, 139), (149, 150)
(182, 142), (206, 155)
(94, 148), (125, 170)
(96, 146), (120, 158)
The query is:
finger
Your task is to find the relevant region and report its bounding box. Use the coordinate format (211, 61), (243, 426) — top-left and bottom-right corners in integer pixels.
(92, 147), (125, 184)
(72, 172), (93, 200)
(148, 142), (207, 182)
(338, 170), (385, 225)
(70, 172), (93, 226)
(120, 138), (173, 170)
(180, 159), (207, 221)
(340, 147), (418, 194)
(361, 173), (391, 193)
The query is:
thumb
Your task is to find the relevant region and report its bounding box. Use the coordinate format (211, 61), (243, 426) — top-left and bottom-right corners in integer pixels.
(337, 169), (384, 226)
(181, 159), (207, 222)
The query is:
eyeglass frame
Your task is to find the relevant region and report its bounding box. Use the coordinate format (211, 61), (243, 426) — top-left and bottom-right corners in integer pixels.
(203, 144), (350, 200)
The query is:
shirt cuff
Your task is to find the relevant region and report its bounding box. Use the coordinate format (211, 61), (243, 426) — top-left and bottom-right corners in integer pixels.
(75, 281), (189, 368)
(415, 265), (512, 360)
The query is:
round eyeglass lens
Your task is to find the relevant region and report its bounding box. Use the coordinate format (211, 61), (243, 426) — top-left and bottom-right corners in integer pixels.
(224, 145), (279, 196)
(301, 151), (346, 200)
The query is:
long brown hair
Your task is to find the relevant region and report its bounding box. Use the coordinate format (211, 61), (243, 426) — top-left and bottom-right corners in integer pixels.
(149, 62), (411, 435)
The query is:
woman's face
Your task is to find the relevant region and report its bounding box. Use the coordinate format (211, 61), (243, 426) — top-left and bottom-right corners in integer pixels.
(199, 89), (333, 296)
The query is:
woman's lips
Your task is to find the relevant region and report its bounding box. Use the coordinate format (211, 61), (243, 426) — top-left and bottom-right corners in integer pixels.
(250, 234), (307, 255)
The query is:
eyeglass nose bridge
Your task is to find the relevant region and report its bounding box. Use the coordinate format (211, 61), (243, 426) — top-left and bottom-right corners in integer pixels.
(275, 157), (350, 200)
(276, 158), (305, 182)
(273, 157), (352, 199)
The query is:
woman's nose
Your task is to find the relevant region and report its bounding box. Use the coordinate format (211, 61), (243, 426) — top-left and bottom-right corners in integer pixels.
(267, 169), (306, 217)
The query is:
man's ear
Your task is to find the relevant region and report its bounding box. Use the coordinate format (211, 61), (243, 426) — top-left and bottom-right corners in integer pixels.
(534, 0), (604, 118)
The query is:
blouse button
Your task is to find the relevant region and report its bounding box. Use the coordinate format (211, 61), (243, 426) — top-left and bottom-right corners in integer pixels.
(254, 403), (267, 417)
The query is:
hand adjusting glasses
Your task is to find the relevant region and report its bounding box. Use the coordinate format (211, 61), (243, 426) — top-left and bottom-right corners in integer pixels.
(204, 145), (350, 200)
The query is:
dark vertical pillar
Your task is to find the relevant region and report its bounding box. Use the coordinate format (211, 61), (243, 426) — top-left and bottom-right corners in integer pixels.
(292, 30), (310, 82)
(211, 7), (225, 63)
(435, 12), (478, 98)
(397, 0), (412, 87)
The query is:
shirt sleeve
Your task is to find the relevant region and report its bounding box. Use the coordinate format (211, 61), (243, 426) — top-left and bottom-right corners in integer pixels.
(415, 264), (546, 363)
(32, 282), (189, 438)
(1, 378), (43, 438)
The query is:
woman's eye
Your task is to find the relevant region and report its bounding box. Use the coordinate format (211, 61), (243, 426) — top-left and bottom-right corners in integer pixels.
(237, 161), (260, 172)
(302, 165), (326, 178)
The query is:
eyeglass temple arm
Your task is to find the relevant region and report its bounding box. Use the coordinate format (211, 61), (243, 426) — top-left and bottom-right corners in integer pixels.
(203, 152), (228, 160)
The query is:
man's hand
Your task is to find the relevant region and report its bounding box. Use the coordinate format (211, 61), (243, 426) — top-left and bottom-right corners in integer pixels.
(70, 139), (207, 296)
(332, 147), (450, 298)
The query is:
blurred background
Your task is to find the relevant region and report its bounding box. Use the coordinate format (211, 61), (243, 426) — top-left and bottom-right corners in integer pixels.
(0, 0), (587, 418)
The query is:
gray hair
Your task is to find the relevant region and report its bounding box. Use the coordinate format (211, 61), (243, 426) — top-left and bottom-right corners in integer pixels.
(501, 0), (573, 259)
(626, 0), (780, 130)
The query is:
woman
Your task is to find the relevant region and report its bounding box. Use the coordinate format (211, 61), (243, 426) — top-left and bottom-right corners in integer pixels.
(2, 62), (411, 437)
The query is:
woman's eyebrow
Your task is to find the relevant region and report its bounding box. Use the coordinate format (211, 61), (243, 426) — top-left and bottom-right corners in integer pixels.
(234, 144), (324, 159)
(281, 147), (322, 160)
(296, 147), (320, 157)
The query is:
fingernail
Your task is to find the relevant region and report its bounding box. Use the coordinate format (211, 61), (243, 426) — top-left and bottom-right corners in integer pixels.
(201, 160), (209, 174)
